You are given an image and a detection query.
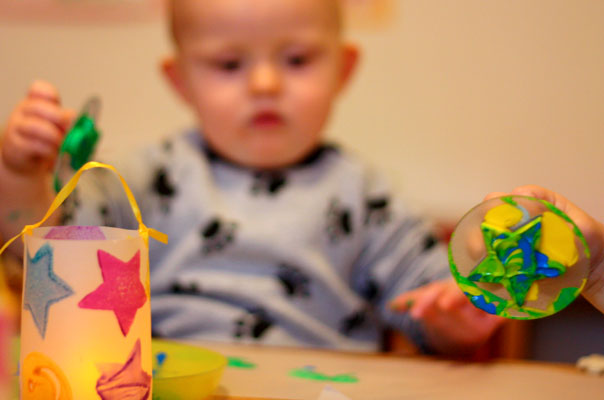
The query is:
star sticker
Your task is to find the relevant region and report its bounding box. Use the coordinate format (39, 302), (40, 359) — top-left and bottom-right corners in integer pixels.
(23, 243), (74, 338)
(79, 250), (147, 336)
(44, 226), (105, 240)
(96, 339), (151, 400)
(469, 207), (571, 307)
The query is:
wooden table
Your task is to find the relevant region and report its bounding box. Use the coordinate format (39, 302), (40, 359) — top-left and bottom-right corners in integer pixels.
(195, 341), (604, 400)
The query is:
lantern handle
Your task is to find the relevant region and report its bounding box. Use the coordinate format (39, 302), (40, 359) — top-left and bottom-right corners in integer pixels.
(0, 161), (168, 256)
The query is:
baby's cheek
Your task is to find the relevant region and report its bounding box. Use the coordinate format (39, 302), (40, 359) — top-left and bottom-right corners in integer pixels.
(291, 85), (334, 118)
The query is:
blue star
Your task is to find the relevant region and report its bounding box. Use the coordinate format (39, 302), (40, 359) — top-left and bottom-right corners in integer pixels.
(23, 243), (74, 338)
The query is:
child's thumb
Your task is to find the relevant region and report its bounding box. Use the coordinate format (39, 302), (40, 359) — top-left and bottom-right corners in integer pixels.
(60, 109), (77, 132)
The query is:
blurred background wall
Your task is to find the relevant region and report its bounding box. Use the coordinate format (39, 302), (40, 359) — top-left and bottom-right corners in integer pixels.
(1, 0), (603, 361)
(1, 0), (603, 221)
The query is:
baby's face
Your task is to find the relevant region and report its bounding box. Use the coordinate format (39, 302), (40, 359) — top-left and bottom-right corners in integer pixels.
(165, 0), (356, 169)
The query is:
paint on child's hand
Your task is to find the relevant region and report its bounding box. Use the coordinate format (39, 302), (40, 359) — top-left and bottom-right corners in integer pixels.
(6, 209), (33, 222)
(227, 357), (256, 369)
(390, 298), (413, 312)
(289, 366), (358, 383)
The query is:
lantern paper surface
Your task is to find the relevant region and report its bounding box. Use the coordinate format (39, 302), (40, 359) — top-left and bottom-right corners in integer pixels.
(20, 226), (152, 399)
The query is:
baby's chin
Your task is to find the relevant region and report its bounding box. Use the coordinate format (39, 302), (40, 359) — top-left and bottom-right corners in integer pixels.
(235, 153), (303, 170)
(229, 146), (318, 170)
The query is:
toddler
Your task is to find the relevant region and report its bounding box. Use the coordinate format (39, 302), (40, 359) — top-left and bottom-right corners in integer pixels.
(0, 0), (502, 355)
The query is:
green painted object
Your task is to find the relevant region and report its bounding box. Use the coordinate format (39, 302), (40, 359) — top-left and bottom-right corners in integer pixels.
(449, 195), (590, 319)
(53, 97), (101, 192)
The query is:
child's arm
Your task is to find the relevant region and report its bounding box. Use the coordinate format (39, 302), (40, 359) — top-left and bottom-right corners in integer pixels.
(484, 185), (604, 314)
(0, 81), (73, 256)
(355, 170), (503, 357)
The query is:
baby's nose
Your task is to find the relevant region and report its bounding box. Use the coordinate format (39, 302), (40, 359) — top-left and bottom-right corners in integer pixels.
(248, 62), (281, 95)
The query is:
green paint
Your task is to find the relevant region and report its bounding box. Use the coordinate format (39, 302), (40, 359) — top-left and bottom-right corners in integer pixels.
(54, 97), (101, 192)
(501, 196), (518, 207)
(469, 215), (553, 307)
(289, 367), (358, 383)
(6, 209), (33, 222)
(7, 210), (20, 222)
(227, 357), (257, 369)
(551, 286), (580, 312)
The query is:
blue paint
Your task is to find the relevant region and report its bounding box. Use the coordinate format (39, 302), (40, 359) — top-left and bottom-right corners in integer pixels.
(518, 237), (533, 272)
(156, 351), (167, 366)
(536, 267), (561, 278)
(469, 294), (497, 314)
(469, 273), (482, 281)
(153, 351), (168, 377)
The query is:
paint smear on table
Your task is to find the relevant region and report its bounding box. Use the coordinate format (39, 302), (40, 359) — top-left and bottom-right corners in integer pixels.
(289, 366), (358, 383)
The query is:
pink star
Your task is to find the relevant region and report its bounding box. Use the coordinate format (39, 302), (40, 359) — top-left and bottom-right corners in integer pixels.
(79, 250), (147, 336)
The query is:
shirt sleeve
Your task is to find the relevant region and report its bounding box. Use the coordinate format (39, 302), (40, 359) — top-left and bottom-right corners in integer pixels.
(350, 169), (452, 352)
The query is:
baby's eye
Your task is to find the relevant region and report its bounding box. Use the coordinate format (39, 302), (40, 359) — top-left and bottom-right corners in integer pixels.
(216, 59), (242, 72)
(286, 54), (310, 68)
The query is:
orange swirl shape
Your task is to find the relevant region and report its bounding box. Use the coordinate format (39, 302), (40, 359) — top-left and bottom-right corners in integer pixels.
(22, 352), (72, 400)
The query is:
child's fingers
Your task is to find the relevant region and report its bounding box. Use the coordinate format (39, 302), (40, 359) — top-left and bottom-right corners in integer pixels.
(21, 99), (69, 132)
(466, 226), (486, 260)
(5, 133), (54, 167)
(26, 80), (61, 104)
(437, 285), (468, 311)
(17, 116), (63, 150)
(28, 138), (59, 159)
(408, 283), (446, 319)
(389, 292), (415, 312)
(459, 304), (505, 337)
(61, 109), (76, 131)
(510, 184), (549, 198)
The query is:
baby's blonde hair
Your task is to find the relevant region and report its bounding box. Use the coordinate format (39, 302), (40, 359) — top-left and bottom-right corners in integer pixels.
(167, 0), (344, 47)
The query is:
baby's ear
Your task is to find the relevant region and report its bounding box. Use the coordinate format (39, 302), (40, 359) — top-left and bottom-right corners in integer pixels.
(160, 56), (192, 104)
(337, 43), (360, 93)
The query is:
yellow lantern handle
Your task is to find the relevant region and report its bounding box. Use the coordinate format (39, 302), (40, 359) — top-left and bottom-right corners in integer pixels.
(0, 161), (168, 256)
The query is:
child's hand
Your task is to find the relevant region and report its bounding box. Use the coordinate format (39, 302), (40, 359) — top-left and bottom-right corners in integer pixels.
(1, 80), (74, 175)
(391, 279), (505, 356)
(485, 185), (604, 314)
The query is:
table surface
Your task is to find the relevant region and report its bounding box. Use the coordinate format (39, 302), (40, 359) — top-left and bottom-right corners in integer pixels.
(195, 341), (604, 400)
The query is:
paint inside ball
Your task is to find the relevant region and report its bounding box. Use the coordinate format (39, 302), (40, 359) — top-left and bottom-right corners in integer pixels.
(448, 196), (590, 319)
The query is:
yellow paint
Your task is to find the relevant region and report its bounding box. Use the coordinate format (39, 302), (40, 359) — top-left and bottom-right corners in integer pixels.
(461, 285), (483, 297)
(22, 352), (73, 400)
(526, 282), (539, 302)
(538, 212), (578, 266)
(484, 204), (523, 230)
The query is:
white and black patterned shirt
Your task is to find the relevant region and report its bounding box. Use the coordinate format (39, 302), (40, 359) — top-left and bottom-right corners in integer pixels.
(65, 130), (451, 352)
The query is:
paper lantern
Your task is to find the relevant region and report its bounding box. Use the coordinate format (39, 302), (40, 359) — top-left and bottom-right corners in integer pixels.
(0, 162), (166, 399)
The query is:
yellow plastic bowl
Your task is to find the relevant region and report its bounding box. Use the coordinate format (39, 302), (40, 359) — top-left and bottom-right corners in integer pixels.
(152, 339), (227, 400)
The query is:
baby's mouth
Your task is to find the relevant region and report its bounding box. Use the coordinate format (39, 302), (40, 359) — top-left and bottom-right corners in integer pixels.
(251, 111), (284, 129)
